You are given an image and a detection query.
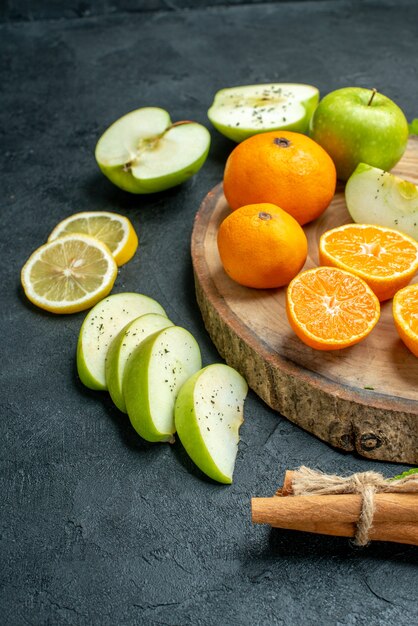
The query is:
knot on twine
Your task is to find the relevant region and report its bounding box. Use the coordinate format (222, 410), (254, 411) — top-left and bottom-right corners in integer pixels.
(291, 466), (418, 547)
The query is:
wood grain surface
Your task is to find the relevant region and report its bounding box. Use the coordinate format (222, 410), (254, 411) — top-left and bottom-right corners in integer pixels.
(192, 137), (418, 464)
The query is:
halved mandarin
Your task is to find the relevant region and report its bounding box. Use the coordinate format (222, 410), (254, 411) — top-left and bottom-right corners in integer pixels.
(319, 223), (418, 302)
(286, 266), (380, 350)
(393, 283), (418, 357)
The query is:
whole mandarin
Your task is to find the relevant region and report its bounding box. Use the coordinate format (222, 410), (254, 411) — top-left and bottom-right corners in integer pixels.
(223, 130), (336, 225)
(217, 203), (308, 289)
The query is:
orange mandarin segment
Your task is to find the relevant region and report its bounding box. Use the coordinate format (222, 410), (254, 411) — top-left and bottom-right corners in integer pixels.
(286, 266), (380, 350)
(319, 223), (418, 301)
(393, 283), (418, 357)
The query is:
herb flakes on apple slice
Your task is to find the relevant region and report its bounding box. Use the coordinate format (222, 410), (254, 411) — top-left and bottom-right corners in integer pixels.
(123, 326), (202, 443)
(208, 83), (319, 142)
(345, 163), (418, 240)
(77, 292), (167, 390)
(105, 312), (174, 413)
(175, 364), (248, 484)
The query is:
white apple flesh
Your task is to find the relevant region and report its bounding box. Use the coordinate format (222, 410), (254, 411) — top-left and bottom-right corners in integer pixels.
(105, 313), (174, 413)
(174, 364), (248, 484)
(208, 83), (319, 142)
(95, 107), (211, 193)
(123, 326), (202, 443)
(310, 87), (409, 181)
(345, 163), (418, 240)
(77, 292), (167, 390)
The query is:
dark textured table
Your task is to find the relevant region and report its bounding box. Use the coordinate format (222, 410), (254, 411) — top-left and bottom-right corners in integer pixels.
(1, 2), (418, 624)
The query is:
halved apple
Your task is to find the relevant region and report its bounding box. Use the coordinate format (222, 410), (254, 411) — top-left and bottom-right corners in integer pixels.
(174, 364), (248, 484)
(345, 163), (418, 240)
(77, 292), (167, 390)
(207, 83), (319, 142)
(95, 107), (211, 193)
(123, 326), (202, 443)
(105, 313), (174, 413)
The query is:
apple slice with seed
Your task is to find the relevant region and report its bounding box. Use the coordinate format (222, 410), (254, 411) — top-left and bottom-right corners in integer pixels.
(105, 312), (174, 413)
(345, 163), (418, 240)
(208, 83), (319, 142)
(123, 326), (202, 443)
(77, 292), (167, 390)
(95, 107), (211, 193)
(174, 364), (248, 484)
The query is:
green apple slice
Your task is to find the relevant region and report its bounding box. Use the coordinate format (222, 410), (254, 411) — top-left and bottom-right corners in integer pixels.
(207, 83), (319, 142)
(77, 292), (167, 391)
(123, 326), (202, 443)
(105, 313), (174, 413)
(95, 107), (211, 193)
(345, 163), (418, 239)
(174, 364), (248, 484)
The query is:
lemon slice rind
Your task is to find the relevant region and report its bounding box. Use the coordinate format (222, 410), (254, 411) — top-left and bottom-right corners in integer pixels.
(21, 234), (118, 314)
(47, 211), (138, 266)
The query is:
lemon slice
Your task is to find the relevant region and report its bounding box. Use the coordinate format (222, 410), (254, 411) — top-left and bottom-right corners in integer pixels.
(48, 211), (138, 266)
(21, 234), (118, 314)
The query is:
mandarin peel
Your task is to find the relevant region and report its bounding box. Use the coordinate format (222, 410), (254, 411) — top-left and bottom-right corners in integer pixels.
(217, 203), (308, 289)
(223, 130), (336, 225)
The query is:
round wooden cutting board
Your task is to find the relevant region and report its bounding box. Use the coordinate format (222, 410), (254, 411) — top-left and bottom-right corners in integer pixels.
(191, 137), (418, 464)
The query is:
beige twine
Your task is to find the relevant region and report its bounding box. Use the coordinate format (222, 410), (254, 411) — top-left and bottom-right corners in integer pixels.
(290, 466), (418, 546)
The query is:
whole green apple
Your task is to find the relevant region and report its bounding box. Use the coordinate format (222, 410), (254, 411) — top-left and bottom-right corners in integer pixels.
(310, 87), (409, 181)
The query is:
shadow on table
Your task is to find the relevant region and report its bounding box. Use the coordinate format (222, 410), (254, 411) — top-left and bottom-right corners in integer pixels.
(82, 171), (190, 213)
(171, 436), (230, 486)
(82, 374), (227, 483)
(247, 525), (418, 566)
(89, 375), (229, 485)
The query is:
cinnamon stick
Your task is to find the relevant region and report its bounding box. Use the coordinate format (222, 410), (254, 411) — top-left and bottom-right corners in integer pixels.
(276, 470), (296, 496)
(251, 467), (418, 546)
(251, 494), (418, 545)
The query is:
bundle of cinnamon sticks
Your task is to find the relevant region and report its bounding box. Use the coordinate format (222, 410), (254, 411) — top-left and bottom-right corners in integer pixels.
(251, 466), (418, 546)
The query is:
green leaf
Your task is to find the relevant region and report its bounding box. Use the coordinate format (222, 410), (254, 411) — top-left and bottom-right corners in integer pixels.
(391, 467), (418, 480)
(409, 119), (418, 135)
